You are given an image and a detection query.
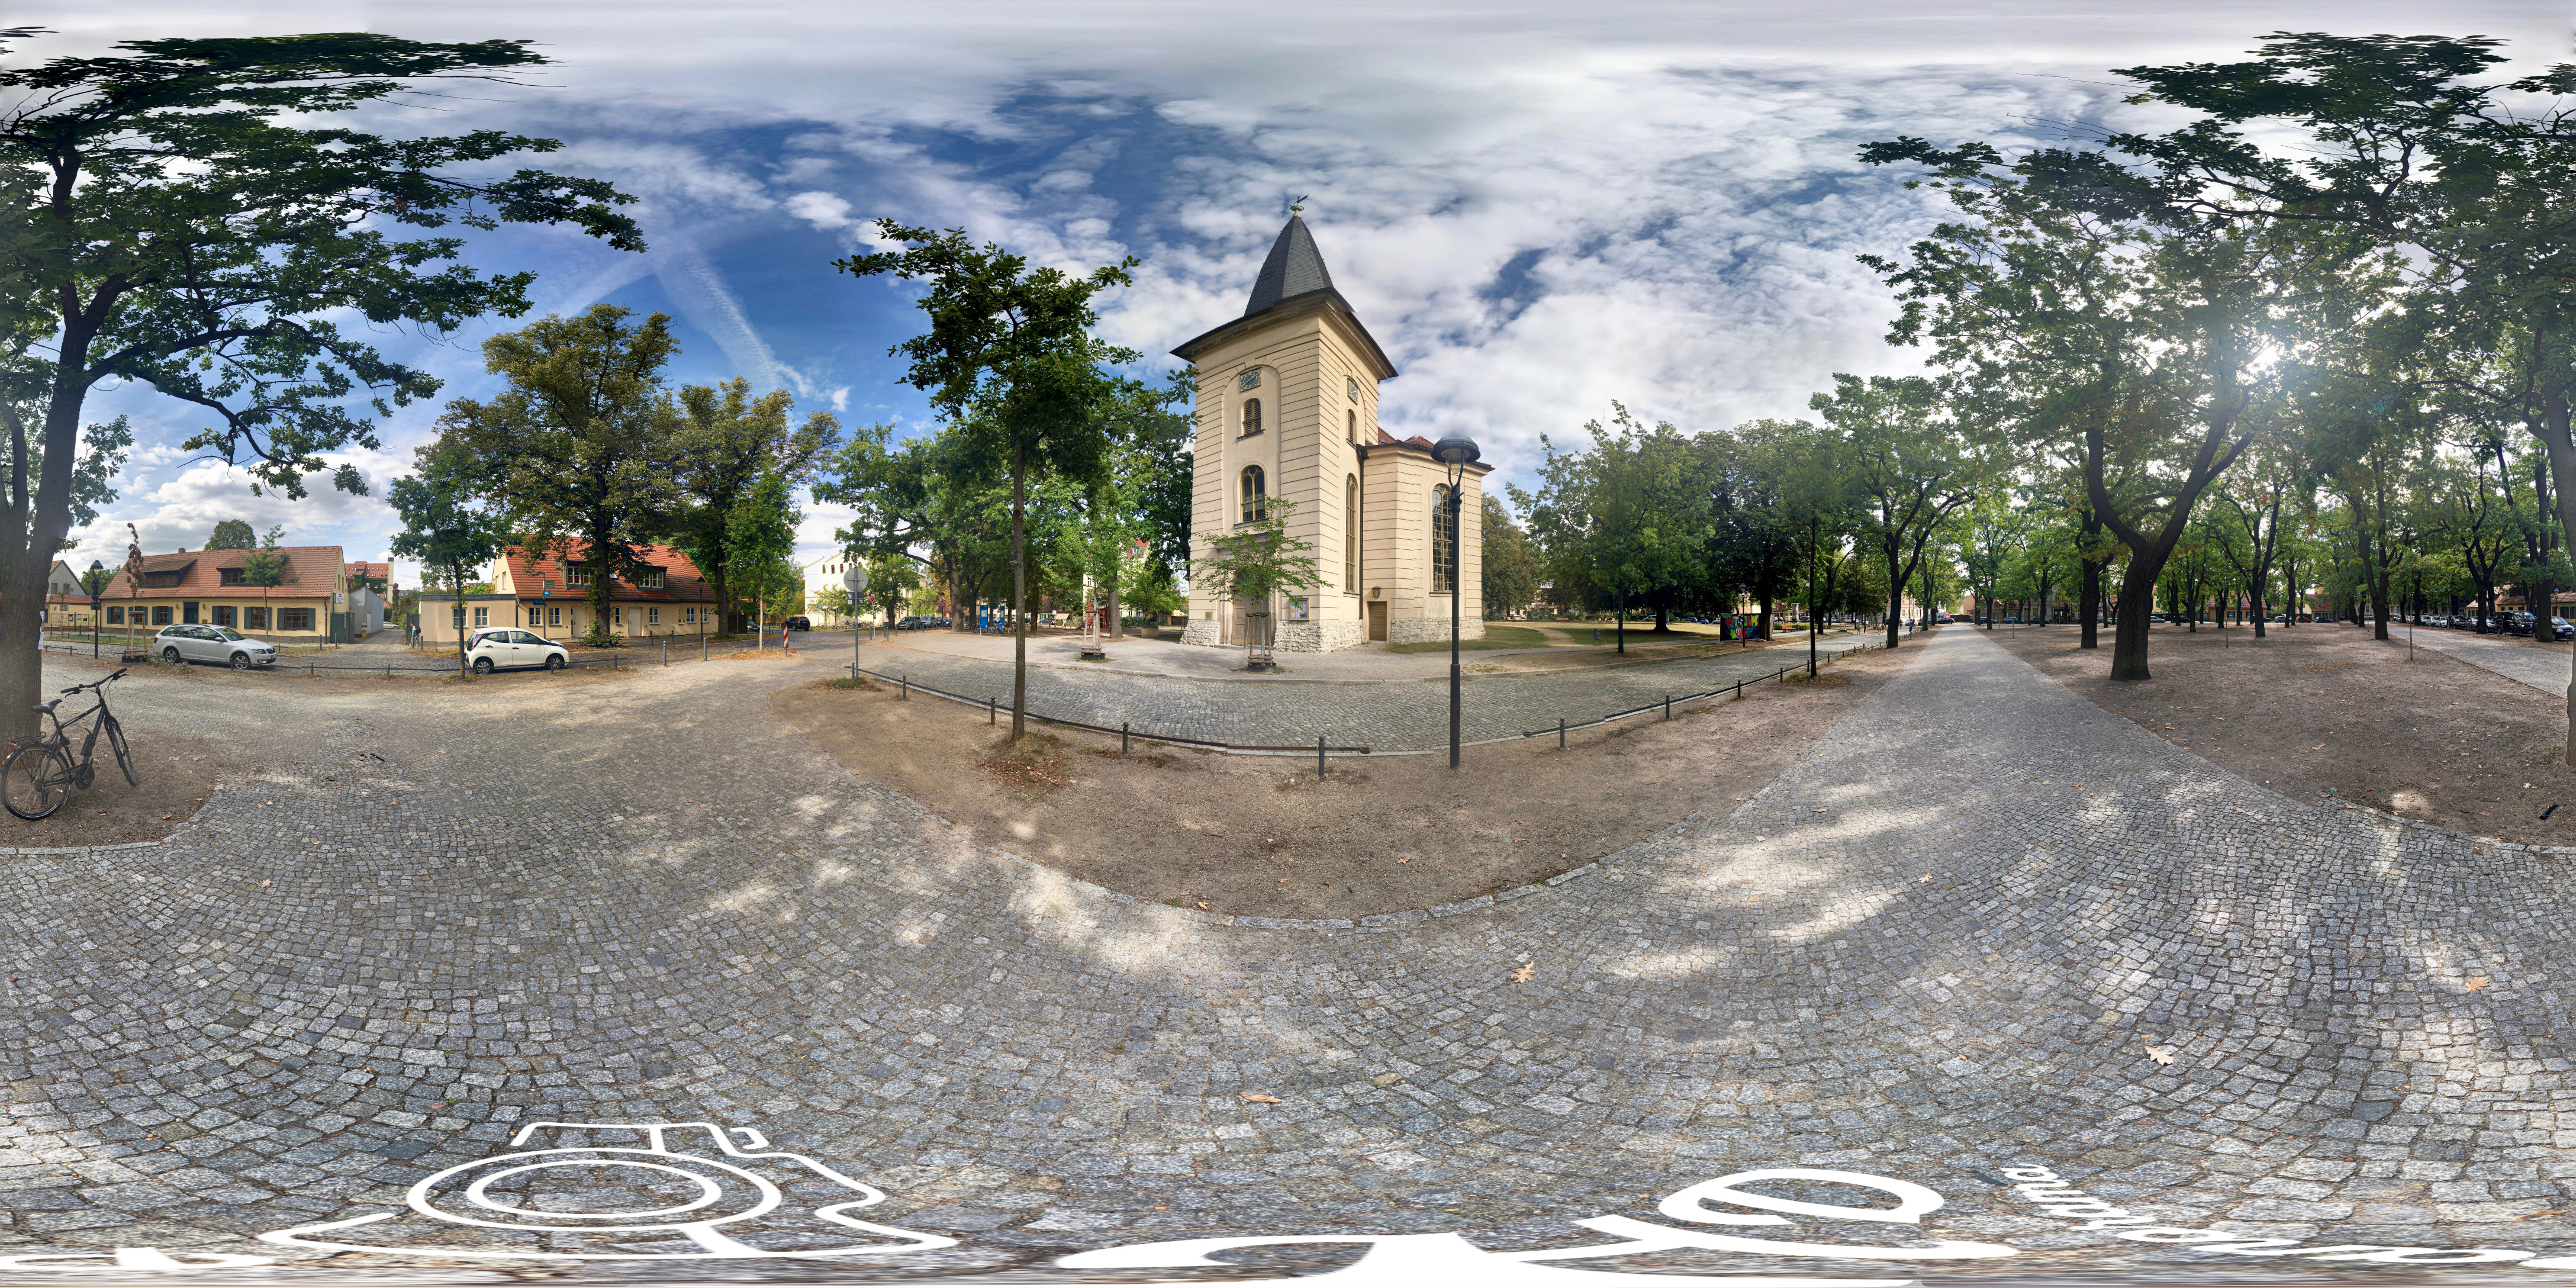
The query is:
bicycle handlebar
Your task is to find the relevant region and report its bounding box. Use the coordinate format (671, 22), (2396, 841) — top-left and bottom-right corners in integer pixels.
(59, 668), (126, 695)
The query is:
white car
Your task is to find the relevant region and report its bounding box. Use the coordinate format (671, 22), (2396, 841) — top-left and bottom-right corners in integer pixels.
(156, 624), (276, 670)
(464, 629), (570, 674)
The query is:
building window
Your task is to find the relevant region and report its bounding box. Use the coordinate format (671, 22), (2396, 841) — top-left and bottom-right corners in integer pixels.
(567, 563), (591, 587)
(218, 568), (244, 587)
(472, 607), (488, 626)
(1240, 398), (1262, 437)
(529, 605), (543, 626)
(1345, 475), (1358, 589)
(1347, 410), (1358, 443)
(1431, 485), (1457, 595)
(549, 606), (562, 626)
(246, 607), (268, 630)
(212, 606), (235, 627)
(281, 607), (314, 632)
(1239, 465), (1267, 523)
(182, 601), (199, 624)
(1347, 375), (1360, 402)
(152, 606), (172, 626)
(684, 607), (696, 623)
(106, 606), (123, 625)
(143, 571), (182, 588)
(636, 568), (666, 590)
(648, 607), (660, 626)
(1288, 595), (1309, 621)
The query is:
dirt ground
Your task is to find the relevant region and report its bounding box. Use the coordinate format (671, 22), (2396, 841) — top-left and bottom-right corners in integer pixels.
(4, 724), (224, 845)
(1983, 622), (2576, 845)
(774, 645), (1920, 919)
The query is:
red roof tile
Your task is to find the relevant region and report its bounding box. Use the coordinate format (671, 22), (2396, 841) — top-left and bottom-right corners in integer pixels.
(498, 542), (722, 604)
(100, 546), (345, 600)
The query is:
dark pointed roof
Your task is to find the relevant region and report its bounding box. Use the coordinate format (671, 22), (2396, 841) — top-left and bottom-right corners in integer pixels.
(1245, 215), (1334, 317)
(1171, 214), (1398, 379)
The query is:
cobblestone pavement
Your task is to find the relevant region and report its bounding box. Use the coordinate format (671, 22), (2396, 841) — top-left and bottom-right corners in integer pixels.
(853, 632), (1875, 752)
(2407, 626), (2575, 697)
(8, 633), (2576, 1283)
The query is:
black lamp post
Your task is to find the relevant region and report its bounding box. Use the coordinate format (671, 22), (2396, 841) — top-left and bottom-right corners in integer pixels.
(1432, 433), (1482, 769)
(86, 559), (104, 659)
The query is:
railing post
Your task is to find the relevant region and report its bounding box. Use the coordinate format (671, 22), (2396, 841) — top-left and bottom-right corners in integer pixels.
(990, 695), (996, 724)
(1664, 694), (1671, 720)
(1558, 716), (1565, 749)
(1121, 721), (1129, 754)
(1318, 735), (1325, 780)
(902, 674), (909, 700)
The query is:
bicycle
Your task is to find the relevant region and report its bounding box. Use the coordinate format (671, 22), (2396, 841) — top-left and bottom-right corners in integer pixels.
(4, 668), (136, 820)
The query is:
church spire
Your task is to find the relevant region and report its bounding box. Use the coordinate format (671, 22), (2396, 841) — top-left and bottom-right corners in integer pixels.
(1244, 214), (1335, 318)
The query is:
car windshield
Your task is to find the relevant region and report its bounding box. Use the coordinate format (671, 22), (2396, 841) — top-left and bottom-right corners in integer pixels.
(213, 627), (245, 641)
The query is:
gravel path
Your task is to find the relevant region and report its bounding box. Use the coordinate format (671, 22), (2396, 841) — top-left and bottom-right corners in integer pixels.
(4, 632), (2576, 1282)
(2406, 625), (2576, 697)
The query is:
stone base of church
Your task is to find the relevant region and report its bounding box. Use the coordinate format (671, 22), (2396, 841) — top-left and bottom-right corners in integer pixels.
(1275, 619), (1365, 652)
(1177, 620), (1222, 648)
(1387, 616), (1487, 646)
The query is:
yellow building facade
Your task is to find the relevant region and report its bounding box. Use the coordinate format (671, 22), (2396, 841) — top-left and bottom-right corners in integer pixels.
(1172, 215), (1489, 651)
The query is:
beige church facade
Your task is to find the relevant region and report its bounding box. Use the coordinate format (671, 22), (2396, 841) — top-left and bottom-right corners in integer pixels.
(1173, 215), (1489, 652)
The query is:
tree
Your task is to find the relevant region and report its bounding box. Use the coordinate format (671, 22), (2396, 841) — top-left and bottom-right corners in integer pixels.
(433, 305), (680, 646)
(835, 222), (1145, 740)
(1810, 373), (1985, 648)
(1192, 497), (1325, 670)
(239, 524), (288, 636)
(0, 30), (638, 735)
(388, 441), (507, 677)
(205, 520), (256, 552)
(724, 469), (798, 648)
(1480, 493), (1541, 619)
(666, 377), (841, 636)
(1512, 405), (1709, 653)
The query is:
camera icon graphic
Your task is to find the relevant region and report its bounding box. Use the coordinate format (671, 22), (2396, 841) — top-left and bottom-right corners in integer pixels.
(260, 1120), (955, 1262)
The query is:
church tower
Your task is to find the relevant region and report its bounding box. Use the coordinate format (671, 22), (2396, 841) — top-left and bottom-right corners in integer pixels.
(1171, 215), (1486, 652)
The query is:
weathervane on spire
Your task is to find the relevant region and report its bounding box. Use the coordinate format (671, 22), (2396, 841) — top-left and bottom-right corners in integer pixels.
(1288, 194), (1309, 217)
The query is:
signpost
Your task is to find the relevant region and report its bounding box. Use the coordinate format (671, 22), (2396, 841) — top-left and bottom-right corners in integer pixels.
(842, 564), (868, 682)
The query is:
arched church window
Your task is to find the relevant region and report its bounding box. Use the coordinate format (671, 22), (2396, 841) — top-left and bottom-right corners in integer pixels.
(1347, 410), (1357, 443)
(1347, 376), (1361, 402)
(1241, 465), (1267, 523)
(1241, 397), (1263, 436)
(1345, 475), (1359, 589)
(1431, 485), (1457, 595)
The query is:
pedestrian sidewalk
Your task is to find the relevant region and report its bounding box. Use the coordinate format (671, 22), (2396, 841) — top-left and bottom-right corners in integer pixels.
(858, 623), (1847, 684)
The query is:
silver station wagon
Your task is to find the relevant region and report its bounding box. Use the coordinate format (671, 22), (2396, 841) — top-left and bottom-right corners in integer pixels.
(155, 625), (277, 669)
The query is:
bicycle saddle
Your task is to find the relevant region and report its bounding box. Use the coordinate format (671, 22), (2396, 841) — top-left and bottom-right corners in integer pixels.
(30, 699), (58, 713)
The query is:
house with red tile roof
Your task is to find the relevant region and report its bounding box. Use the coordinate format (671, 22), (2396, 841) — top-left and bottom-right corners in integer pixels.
(419, 542), (742, 644)
(94, 545), (352, 643)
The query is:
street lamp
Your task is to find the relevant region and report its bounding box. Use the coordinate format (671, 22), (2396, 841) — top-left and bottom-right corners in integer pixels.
(86, 559), (103, 659)
(1432, 433), (1481, 770)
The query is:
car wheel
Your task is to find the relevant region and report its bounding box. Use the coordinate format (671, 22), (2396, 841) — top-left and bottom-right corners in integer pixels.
(162, 646), (181, 665)
(472, 657), (492, 675)
(228, 652), (250, 670)
(545, 653), (565, 671)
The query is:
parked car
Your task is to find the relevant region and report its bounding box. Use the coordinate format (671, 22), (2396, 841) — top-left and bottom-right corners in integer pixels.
(463, 629), (570, 674)
(155, 624), (276, 670)
(892, 615), (926, 631)
(784, 615), (812, 632)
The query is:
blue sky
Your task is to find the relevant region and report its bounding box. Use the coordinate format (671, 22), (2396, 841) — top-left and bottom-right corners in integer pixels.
(35, 1), (2572, 591)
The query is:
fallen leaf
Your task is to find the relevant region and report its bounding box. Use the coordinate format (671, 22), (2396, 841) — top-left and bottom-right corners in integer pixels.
(1196, 901), (1209, 911)
(2312, 745), (2325, 751)
(259, 880), (271, 887)
(1241, 1093), (1280, 1104)
(2465, 976), (2491, 991)
(2144, 1044), (2176, 1065)
(1918, 874), (1933, 883)
(2517, 1209), (2567, 1220)
(1509, 962), (1535, 984)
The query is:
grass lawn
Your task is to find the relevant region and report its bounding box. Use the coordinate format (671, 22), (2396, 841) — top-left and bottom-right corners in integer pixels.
(1385, 624), (1553, 653)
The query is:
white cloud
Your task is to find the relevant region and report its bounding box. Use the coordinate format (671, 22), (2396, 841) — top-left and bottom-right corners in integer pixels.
(785, 190), (856, 230)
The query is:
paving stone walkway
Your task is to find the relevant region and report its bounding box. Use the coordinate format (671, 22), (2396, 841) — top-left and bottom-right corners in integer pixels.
(851, 632), (1875, 752)
(4, 632), (2576, 1283)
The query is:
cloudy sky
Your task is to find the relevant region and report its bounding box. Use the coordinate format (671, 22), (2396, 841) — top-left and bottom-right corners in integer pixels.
(32, 1), (2571, 591)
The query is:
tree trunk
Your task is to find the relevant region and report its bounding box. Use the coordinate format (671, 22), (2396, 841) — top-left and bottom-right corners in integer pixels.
(1104, 559), (1122, 639)
(1615, 592), (1626, 655)
(1755, 595), (1772, 641)
(1009, 455), (1029, 742)
(2078, 511), (2104, 649)
(1884, 533), (1905, 649)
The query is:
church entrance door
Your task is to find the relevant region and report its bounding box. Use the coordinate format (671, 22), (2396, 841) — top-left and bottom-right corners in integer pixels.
(1367, 601), (1388, 642)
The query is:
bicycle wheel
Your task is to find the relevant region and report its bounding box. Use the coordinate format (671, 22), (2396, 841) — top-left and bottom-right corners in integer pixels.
(106, 717), (137, 787)
(3, 743), (73, 820)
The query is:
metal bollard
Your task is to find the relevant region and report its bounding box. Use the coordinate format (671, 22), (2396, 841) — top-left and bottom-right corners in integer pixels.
(901, 674), (909, 700)
(1664, 694), (1671, 720)
(990, 695), (996, 724)
(1734, 679), (1743, 701)
(1558, 717), (1565, 749)
(1317, 735), (1326, 780)
(1122, 722), (1129, 754)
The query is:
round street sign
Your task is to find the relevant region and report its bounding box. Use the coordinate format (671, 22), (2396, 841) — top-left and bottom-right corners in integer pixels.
(842, 565), (868, 595)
